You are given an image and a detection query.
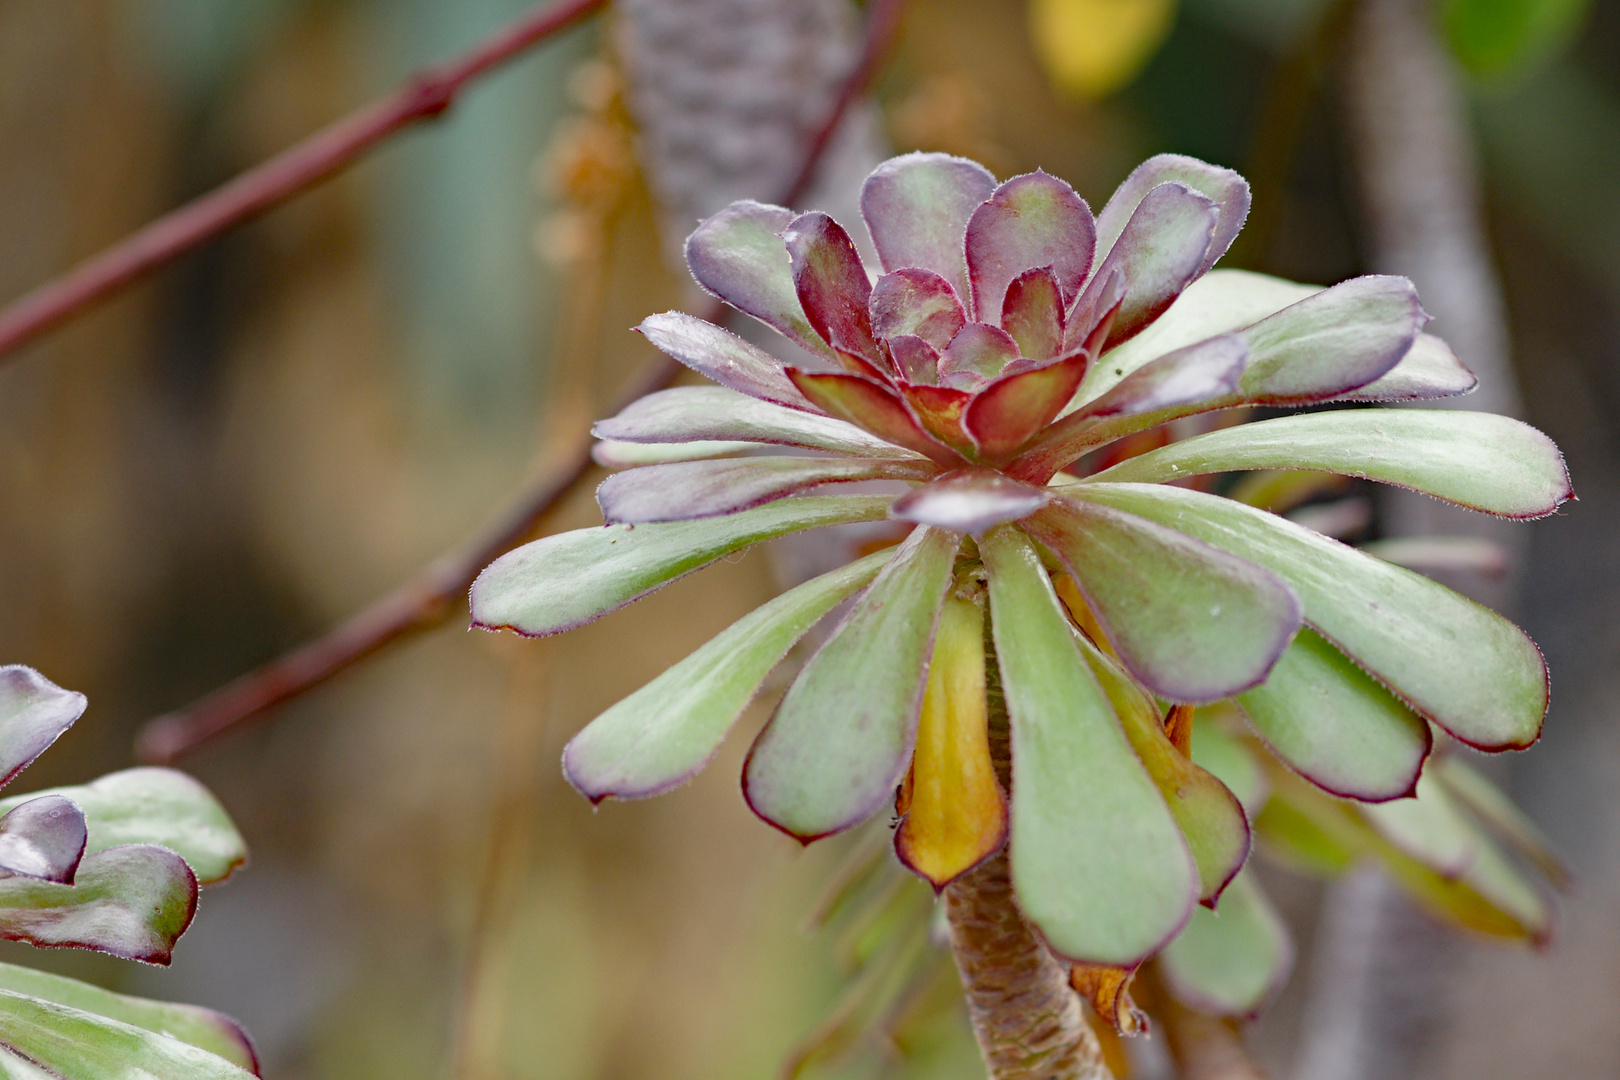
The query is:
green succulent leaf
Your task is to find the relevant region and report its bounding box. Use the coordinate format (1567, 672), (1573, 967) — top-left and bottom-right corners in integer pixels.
(1333, 333), (1476, 401)
(0, 668), (86, 792)
(597, 457), (937, 524)
(1361, 768), (1481, 876)
(564, 549), (894, 803)
(1236, 629), (1430, 802)
(595, 385), (918, 459)
(980, 525), (1195, 964)
(592, 438), (756, 468)
(0, 963), (257, 1073)
(1432, 755), (1571, 888)
(1090, 410), (1572, 519)
(743, 527), (959, 841)
(1189, 712), (1268, 816)
(470, 495), (891, 638)
(0, 990), (254, 1078)
(1159, 870), (1292, 1018)
(0, 768), (247, 886)
(1069, 483), (1548, 751)
(0, 846), (196, 964)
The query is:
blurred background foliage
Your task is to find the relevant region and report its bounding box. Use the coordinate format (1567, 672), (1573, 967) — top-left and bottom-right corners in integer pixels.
(0, 0), (1615, 1077)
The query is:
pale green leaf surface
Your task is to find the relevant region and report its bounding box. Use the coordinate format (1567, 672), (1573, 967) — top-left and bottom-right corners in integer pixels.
(0, 990), (254, 1079)
(1189, 714), (1267, 816)
(1068, 483), (1547, 750)
(592, 439), (755, 468)
(471, 495), (891, 638)
(1362, 769), (1481, 877)
(1334, 332), (1476, 401)
(980, 525), (1194, 964)
(1433, 755), (1570, 887)
(0, 1048), (52, 1079)
(0, 846), (196, 965)
(1160, 870), (1292, 1017)
(564, 549), (894, 802)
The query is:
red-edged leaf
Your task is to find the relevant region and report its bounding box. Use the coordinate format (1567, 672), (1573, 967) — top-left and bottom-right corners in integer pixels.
(889, 469), (1052, 533)
(964, 171), (1096, 319)
(888, 335), (941, 385)
(869, 269), (967, 350)
(964, 350), (1090, 461)
(860, 152), (997, 303)
(0, 796), (86, 884)
(938, 323), (1020, 389)
(637, 312), (815, 411)
(1001, 267), (1064, 360)
(0, 669), (85, 793)
(1333, 332), (1477, 402)
(0, 845), (198, 965)
(1062, 267), (1125, 355)
(594, 385), (918, 459)
(1095, 155), (1250, 276)
(787, 370), (962, 464)
(783, 212), (881, 361)
(898, 382), (976, 456)
(597, 457), (937, 524)
(1077, 182), (1217, 352)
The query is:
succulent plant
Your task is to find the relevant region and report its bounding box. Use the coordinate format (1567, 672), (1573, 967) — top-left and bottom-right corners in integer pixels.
(470, 152), (1569, 1075)
(0, 666), (258, 1078)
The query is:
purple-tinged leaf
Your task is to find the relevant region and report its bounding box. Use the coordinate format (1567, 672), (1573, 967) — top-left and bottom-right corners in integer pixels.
(1334, 332), (1477, 402)
(1089, 410), (1573, 519)
(890, 469), (1052, 533)
(1026, 499), (1302, 702)
(1236, 275), (1423, 402)
(0, 668), (85, 791)
(0, 845), (197, 964)
(0, 797), (85, 884)
(869, 269), (967, 350)
(979, 525), (1195, 965)
(783, 212), (881, 361)
(963, 350), (1090, 461)
(565, 550), (893, 803)
(1076, 182), (1217, 352)
(787, 371), (962, 463)
(683, 201), (838, 359)
(964, 171), (1096, 319)
(897, 383), (976, 456)
(860, 152), (997, 303)
(637, 312), (815, 411)
(598, 456), (937, 524)
(471, 495), (891, 638)
(1159, 870), (1291, 1019)
(937, 323), (1021, 389)
(1062, 267), (1125, 356)
(1000, 267), (1064, 360)
(743, 527), (960, 841)
(0, 989), (256, 1079)
(1094, 155), (1251, 276)
(1362, 769), (1481, 878)
(1069, 483), (1548, 751)
(595, 385), (918, 460)
(593, 439), (755, 469)
(1236, 630), (1430, 801)
(888, 335), (941, 385)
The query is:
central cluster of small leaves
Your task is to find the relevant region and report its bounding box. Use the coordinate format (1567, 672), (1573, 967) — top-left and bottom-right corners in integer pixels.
(471, 152), (1570, 969)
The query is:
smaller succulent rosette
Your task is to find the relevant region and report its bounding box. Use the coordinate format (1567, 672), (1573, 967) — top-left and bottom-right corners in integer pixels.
(471, 153), (1571, 966)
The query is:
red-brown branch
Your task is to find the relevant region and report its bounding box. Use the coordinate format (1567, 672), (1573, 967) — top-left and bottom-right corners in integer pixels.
(0, 0), (606, 363)
(135, 0), (909, 764)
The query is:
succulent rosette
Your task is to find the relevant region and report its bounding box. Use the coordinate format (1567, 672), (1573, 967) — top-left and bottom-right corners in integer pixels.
(470, 153), (1571, 967)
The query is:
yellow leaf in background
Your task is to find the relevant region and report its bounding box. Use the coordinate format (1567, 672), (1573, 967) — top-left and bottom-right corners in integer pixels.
(1029, 0), (1179, 99)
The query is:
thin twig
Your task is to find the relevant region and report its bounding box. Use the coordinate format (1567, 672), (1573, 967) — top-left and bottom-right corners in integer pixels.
(135, 0), (910, 765)
(0, 0), (606, 363)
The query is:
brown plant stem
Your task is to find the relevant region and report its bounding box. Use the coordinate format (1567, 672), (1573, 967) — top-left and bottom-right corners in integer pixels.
(134, 0), (910, 764)
(0, 0), (606, 365)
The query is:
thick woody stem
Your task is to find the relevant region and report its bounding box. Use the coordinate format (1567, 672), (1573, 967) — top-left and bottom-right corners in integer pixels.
(941, 637), (1111, 1080)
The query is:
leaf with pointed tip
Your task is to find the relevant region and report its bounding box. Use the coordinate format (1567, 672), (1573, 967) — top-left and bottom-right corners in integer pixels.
(471, 495), (891, 638)
(683, 201), (837, 359)
(890, 469), (1052, 534)
(861, 153), (997, 303)
(0, 668), (85, 792)
(1159, 870), (1292, 1018)
(965, 172), (1095, 320)
(1362, 769), (1480, 876)
(1069, 483), (1548, 750)
(869, 269), (967, 350)
(1001, 267), (1065, 361)
(888, 335), (941, 385)
(637, 312), (815, 410)
(1433, 755), (1570, 888)
(785, 371), (960, 464)
(597, 457), (935, 524)
(1335, 332), (1477, 401)
(1189, 713), (1267, 816)
(1077, 183), (1217, 352)
(894, 594), (1007, 889)
(964, 351), (1090, 461)
(937, 324), (1021, 389)
(1091, 410), (1571, 520)
(979, 525), (1195, 965)
(784, 212), (880, 360)
(595, 385), (916, 459)
(897, 382), (975, 455)
(1094, 156), (1251, 276)
(593, 439), (756, 468)
(0, 963), (259, 1074)
(0, 797), (85, 884)
(1236, 630), (1430, 801)
(1025, 500), (1301, 702)
(0, 990), (255, 1079)
(564, 550), (894, 803)
(0, 769), (245, 886)
(743, 527), (959, 841)
(1076, 635), (1249, 904)
(0, 845), (196, 964)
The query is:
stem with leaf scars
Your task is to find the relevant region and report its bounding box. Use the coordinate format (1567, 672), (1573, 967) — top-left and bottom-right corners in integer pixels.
(942, 635), (1111, 1080)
